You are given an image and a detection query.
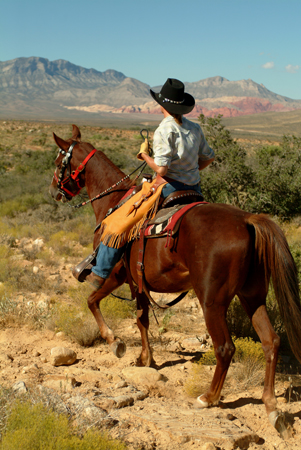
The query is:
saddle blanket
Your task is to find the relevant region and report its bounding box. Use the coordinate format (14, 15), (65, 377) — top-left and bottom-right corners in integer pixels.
(144, 201), (208, 243)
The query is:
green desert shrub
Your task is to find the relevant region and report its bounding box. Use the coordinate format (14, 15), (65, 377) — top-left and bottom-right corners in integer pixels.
(199, 337), (265, 367)
(199, 114), (255, 210)
(0, 245), (12, 282)
(199, 348), (217, 366)
(101, 293), (136, 320)
(0, 194), (47, 218)
(47, 230), (82, 257)
(199, 115), (301, 218)
(0, 399), (126, 450)
(233, 337), (265, 365)
(252, 135), (301, 218)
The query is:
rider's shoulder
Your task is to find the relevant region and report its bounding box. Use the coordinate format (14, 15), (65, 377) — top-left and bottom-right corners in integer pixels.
(182, 117), (202, 133)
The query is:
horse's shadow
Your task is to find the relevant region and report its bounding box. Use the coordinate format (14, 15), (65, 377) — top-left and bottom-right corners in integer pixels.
(154, 351), (203, 370)
(221, 397), (263, 408)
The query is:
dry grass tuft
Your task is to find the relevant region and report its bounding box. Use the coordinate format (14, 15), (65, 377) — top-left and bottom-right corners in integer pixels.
(184, 363), (212, 398)
(0, 295), (52, 329)
(230, 359), (265, 391)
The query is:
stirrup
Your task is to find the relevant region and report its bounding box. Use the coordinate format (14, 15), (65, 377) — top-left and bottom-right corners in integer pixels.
(72, 247), (99, 282)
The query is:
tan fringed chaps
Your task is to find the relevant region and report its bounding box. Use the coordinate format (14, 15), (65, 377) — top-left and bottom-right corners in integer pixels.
(98, 178), (167, 249)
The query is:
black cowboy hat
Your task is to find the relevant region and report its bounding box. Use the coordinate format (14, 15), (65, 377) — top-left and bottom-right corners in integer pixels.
(150, 78), (195, 115)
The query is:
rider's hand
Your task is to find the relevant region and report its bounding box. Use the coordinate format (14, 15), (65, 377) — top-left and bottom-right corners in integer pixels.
(137, 139), (150, 160)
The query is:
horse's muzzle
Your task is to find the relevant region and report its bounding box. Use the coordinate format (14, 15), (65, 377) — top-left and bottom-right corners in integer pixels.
(49, 184), (65, 202)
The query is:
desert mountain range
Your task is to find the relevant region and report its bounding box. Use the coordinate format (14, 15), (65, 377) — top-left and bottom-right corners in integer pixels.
(1, 57), (301, 120)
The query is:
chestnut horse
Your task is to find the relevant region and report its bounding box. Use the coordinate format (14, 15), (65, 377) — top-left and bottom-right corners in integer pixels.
(49, 124), (301, 433)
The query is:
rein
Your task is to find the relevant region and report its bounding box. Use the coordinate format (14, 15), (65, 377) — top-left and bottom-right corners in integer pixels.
(68, 160), (147, 209)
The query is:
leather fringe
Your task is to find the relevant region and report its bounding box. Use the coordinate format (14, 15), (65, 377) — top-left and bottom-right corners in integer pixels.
(128, 196), (161, 242)
(98, 196), (161, 249)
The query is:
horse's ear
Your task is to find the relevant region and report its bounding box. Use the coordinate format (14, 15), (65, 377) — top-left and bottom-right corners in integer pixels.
(53, 133), (70, 151)
(71, 124), (81, 141)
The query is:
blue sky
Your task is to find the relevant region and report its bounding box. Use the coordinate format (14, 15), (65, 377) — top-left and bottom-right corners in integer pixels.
(1, 0), (301, 99)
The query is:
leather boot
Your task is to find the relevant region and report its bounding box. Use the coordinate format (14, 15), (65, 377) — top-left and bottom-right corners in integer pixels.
(85, 272), (106, 290)
(72, 252), (97, 282)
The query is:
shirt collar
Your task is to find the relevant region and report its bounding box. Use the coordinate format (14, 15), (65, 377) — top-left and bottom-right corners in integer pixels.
(160, 115), (186, 127)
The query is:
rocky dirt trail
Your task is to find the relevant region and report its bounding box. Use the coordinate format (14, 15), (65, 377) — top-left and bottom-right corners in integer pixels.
(1, 239), (301, 449)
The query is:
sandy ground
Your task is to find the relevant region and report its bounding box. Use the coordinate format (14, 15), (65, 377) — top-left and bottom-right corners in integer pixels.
(1, 285), (301, 450)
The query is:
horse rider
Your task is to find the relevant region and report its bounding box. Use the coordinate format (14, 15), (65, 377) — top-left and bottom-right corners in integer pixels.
(78, 78), (215, 290)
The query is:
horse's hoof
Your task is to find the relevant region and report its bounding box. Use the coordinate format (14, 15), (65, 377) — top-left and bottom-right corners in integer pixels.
(135, 356), (155, 367)
(269, 411), (293, 440)
(196, 396), (209, 408)
(110, 339), (126, 358)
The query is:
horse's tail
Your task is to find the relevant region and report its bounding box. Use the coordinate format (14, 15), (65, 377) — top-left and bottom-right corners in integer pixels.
(246, 214), (301, 362)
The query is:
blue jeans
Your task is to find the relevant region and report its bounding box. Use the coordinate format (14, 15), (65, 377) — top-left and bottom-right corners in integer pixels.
(162, 180), (202, 198)
(92, 243), (126, 279)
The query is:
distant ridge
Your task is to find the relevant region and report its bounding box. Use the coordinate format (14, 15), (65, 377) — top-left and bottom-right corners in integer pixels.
(1, 57), (301, 120)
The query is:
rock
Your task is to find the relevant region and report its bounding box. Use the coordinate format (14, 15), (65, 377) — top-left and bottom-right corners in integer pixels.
(168, 342), (182, 352)
(200, 444), (217, 450)
(33, 266), (39, 274)
(63, 367), (107, 384)
(115, 381), (128, 389)
(12, 381), (27, 394)
(122, 367), (163, 386)
(33, 238), (44, 251)
(98, 392), (146, 410)
(97, 397), (117, 410)
(55, 331), (66, 339)
(22, 364), (38, 374)
(181, 337), (203, 349)
(132, 391), (148, 401)
(50, 347), (77, 366)
(68, 396), (107, 421)
(43, 375), (76, 392)
(113, 395), (134, 408)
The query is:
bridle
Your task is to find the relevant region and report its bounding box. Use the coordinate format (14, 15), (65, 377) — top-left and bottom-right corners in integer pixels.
(53, 142), (97, 199)
(54, 141), (147, 208)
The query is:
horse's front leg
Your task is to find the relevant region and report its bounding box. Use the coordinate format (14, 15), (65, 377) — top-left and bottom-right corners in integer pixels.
(135, 292), (155, 367)
(87, 262), (127, 358)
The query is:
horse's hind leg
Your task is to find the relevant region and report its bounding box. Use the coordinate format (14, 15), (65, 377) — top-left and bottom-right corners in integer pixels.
(238, 291), (287, 434)
(197, 299), (235, 407)
(87, 261), (127, 358)
(251, 305), (280, 421)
